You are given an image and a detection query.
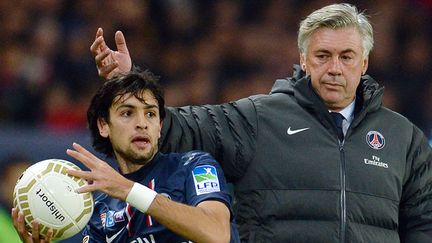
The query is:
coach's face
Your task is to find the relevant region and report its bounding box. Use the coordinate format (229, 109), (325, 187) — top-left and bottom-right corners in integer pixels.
(98, 90), (162, 171)
(300, 26), (368, 111)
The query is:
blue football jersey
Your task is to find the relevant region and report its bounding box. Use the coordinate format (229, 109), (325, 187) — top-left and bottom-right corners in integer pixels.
(82, 151), (239, 243)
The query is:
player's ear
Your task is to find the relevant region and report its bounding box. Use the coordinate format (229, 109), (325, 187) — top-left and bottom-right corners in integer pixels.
(158, 121), (163, 139)
(97, 117), (109, 138)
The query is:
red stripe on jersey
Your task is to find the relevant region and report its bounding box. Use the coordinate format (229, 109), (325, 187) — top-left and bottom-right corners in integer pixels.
(126, 203), (133, 236)
(146, 179), (155, 226)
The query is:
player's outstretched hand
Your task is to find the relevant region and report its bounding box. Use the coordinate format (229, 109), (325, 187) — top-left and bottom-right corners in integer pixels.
(66, 142), (134, 201)
(11, 208), (53, 243)
(90, 27), (132, 80)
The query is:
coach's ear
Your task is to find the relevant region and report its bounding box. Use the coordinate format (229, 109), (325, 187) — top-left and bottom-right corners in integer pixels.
(97, 118), (109, 138)
(362, 57), (369, 75)
(299, 53), (307, 73)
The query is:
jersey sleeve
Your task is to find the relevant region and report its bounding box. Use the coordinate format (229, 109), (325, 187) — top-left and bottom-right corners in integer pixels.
(159, 98), (258, 182)
(81, 207), (106, 242)
(181, 151), (233, 209)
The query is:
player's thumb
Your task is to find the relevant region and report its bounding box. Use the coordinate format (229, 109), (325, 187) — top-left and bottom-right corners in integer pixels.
(115, 31), (129, 54)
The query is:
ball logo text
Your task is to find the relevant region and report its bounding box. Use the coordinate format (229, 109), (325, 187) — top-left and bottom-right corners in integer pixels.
(36, 188), (65, 222)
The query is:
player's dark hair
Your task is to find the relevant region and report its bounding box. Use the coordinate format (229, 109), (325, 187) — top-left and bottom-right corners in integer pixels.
(87, 69), (165, 157)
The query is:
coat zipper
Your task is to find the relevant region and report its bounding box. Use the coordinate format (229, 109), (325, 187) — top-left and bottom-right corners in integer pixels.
(339, 141), (346, 243)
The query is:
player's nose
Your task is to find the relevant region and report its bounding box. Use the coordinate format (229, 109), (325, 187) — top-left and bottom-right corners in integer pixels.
(135, 114), (148, 129)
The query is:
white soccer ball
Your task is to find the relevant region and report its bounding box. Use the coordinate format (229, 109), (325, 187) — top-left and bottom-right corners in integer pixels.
(13, 159), (94, 240)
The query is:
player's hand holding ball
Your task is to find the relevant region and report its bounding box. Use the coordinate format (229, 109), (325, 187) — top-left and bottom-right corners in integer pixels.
(12, 159), (94, 242)
(11, 208), (53, 243)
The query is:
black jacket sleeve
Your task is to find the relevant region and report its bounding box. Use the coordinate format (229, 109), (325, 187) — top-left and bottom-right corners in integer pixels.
(159, 97), (258, 182)
(399, 125), (432, 242)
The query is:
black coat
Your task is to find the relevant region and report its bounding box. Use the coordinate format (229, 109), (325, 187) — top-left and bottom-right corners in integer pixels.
(160, 65), (432, 242)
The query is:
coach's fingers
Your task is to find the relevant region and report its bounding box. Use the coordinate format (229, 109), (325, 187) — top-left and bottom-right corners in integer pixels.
(94, 48), (111, 67)
(91, 28), (106, 53)
(90, 36), (104, 56)
(98, 62), (119, 79)
(95, 27), (103, 39)
(114, 31), (129, 55)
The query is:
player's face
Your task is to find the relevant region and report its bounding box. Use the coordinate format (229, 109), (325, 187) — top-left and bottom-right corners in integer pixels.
(99, 90), (162, 167)
(300, 27), (368, 111)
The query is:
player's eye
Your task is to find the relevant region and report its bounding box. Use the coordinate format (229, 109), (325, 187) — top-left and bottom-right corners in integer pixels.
(120, 110), (132, 117)
(146, 111), (156, 118)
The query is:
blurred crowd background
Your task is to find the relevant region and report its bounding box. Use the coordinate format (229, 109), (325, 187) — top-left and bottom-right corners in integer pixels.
(0, 0), (431, 242)
(1, 0), (432, 134)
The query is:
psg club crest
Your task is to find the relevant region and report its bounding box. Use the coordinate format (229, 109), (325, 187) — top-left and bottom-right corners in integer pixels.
(366, 131), (385, 150)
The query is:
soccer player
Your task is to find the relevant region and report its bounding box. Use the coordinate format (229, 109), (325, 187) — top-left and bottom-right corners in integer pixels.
(13, 70), (239, 243)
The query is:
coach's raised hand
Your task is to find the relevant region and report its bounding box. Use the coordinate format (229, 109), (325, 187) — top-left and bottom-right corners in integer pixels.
(90, 27), (132, 79)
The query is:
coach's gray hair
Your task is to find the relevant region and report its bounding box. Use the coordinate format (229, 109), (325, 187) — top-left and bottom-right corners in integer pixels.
(298, 3), (374, 58)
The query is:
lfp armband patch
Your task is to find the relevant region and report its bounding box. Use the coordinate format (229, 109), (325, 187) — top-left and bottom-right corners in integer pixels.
(192, 165), (221, 195)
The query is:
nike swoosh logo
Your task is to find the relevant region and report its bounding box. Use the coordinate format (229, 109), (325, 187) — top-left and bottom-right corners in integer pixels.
(106, 227), (125, 243)
(287, 127), (310, 135)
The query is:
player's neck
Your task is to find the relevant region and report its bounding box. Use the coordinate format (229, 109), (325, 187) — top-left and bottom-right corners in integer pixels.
(116, 154), (156, 174)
